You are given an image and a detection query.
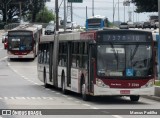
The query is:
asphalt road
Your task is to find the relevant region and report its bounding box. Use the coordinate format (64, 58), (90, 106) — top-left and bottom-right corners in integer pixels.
(0, 31), (160, 118)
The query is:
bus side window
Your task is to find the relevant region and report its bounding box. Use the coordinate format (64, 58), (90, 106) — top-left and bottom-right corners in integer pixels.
(82, 42), (88, 69)
(59, 43), (67, 66)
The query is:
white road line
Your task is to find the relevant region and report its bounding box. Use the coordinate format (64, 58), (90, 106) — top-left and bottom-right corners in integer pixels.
(26, 97), (31, 99)
(45, 89), (50, 91)
(10, 97), (14, 99)
(56, 93), (60, 95)
(4, 97), (8, 100)
(13, 70), (17, 73)
(51, 91), (55, 93)
(34, 83), (39, 85)
(62, 95), (67, 97)
(49, 97), (54, 100)
(112, 115), (123, 118)
(82, 104), (91, 107)
(23, 77), (28, 80)
(91, 107), (99, 109)
(0, 56), (8, 61)
(67, 97), (72, 100)
(31, 97), (36, 99)
(36, 97), (41, 99)
(75, 101), (80, 103)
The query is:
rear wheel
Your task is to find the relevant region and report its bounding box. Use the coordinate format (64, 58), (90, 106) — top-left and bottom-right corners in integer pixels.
(130, 95), (140, 102)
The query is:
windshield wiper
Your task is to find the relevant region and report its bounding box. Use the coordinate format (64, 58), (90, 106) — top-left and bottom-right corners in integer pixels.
(110, 43), (119, 70)
(130, 45), (139, 62)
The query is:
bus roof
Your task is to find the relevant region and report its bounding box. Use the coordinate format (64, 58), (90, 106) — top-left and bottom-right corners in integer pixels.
(88, 15), (106, 19)
(40, 32), (81, 43)
(9, 24), (39, 33)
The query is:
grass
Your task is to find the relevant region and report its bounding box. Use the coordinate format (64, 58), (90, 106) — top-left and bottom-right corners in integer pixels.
(155, 80), (160, 86)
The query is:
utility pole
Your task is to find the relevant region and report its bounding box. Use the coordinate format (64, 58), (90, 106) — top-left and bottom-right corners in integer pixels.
(113, 0), (114, 24)
(92, 0), (94, 16)
(71, 2), (73, 22)
(19, 2), (22, 23)
(118, 0), (120, 24)
(158, 0), (160, 79)
(55, 0), (59, 31)
(64, 0), (67, 32)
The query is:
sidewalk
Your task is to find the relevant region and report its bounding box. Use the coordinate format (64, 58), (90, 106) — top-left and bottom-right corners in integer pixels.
(143, 95), (160, 102)
(142, 86), (160, 101)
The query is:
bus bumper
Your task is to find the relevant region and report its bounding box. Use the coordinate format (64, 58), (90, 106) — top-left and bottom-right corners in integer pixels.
(93, 85), (155, 96)
(8, 54), (35, 59)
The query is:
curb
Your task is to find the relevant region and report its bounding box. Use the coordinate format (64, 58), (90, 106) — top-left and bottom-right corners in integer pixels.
(142, 95), (160, 102)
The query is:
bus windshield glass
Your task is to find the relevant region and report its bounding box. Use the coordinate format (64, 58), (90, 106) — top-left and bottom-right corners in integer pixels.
(87, 18), (102, 28)
(97, 44), (153, 77)
(8, 36), (33, 51)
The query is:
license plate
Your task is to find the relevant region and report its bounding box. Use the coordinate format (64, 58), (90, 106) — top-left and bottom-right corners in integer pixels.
(120, 90), (130, 94)
(18, 56), (23, 58)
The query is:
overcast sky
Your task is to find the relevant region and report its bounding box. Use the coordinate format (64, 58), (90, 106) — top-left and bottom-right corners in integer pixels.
(46, 0), (158, 26)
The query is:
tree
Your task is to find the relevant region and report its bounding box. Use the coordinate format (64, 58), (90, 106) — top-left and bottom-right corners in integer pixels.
(30, 0), (45, 22)
(36, 7), (55, 23)
(132, 0), (158, 13)
(0, 0), (46, 23)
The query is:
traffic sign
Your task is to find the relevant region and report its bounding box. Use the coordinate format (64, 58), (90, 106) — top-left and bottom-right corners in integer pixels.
(68, 0), (83, 3)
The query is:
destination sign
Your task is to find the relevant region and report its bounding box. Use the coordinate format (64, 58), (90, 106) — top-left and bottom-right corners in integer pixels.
(101, 34), (150, 42)
(8, 31), (32, 36)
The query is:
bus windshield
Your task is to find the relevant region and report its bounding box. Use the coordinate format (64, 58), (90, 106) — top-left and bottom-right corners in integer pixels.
(8, 36), (33, 51)
(97, 44), (153, 77)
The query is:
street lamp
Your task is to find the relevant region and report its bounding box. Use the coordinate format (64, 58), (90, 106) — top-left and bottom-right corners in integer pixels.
(113, 1), (123, 25)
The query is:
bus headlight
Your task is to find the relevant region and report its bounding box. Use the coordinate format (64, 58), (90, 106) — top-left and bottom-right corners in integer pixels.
(141, 79), (154, 88)
(96, 78), (109, 88)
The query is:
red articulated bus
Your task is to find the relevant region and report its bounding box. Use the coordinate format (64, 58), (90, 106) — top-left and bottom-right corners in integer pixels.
(38, 29), (155, 101)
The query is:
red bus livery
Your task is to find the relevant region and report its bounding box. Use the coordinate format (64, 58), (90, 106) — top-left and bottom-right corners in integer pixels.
(38, 29), (155, 101)
(7, 24), (42, 59)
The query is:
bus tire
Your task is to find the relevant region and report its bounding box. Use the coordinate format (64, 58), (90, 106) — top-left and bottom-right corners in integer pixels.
(44, 68), (49, 88)
(61, 73), (67, 94)
(130, 95), (140, 102)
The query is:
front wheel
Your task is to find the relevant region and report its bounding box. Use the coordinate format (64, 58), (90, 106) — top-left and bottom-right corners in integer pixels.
(130, 95), (140, 102)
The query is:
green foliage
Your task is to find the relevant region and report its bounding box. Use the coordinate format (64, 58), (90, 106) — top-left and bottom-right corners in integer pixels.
(36, 7), (55, 23)
(155, 81), (160, 86)
(0, 0), (46, 23)
(132, 0), (158, 13)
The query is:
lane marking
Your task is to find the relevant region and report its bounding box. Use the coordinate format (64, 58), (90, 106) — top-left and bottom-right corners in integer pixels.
(75, 101), (80, 103)
(82, 104), (91, 107)
(67, 97), (73, 100)
(0, 56), (8, 61)
(112, 115), (123, 118)
(45, 89), (50, 91)
(56, 93), (60, 95)
(34, 83), (39, 85)
(91, 107), (99, 109)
